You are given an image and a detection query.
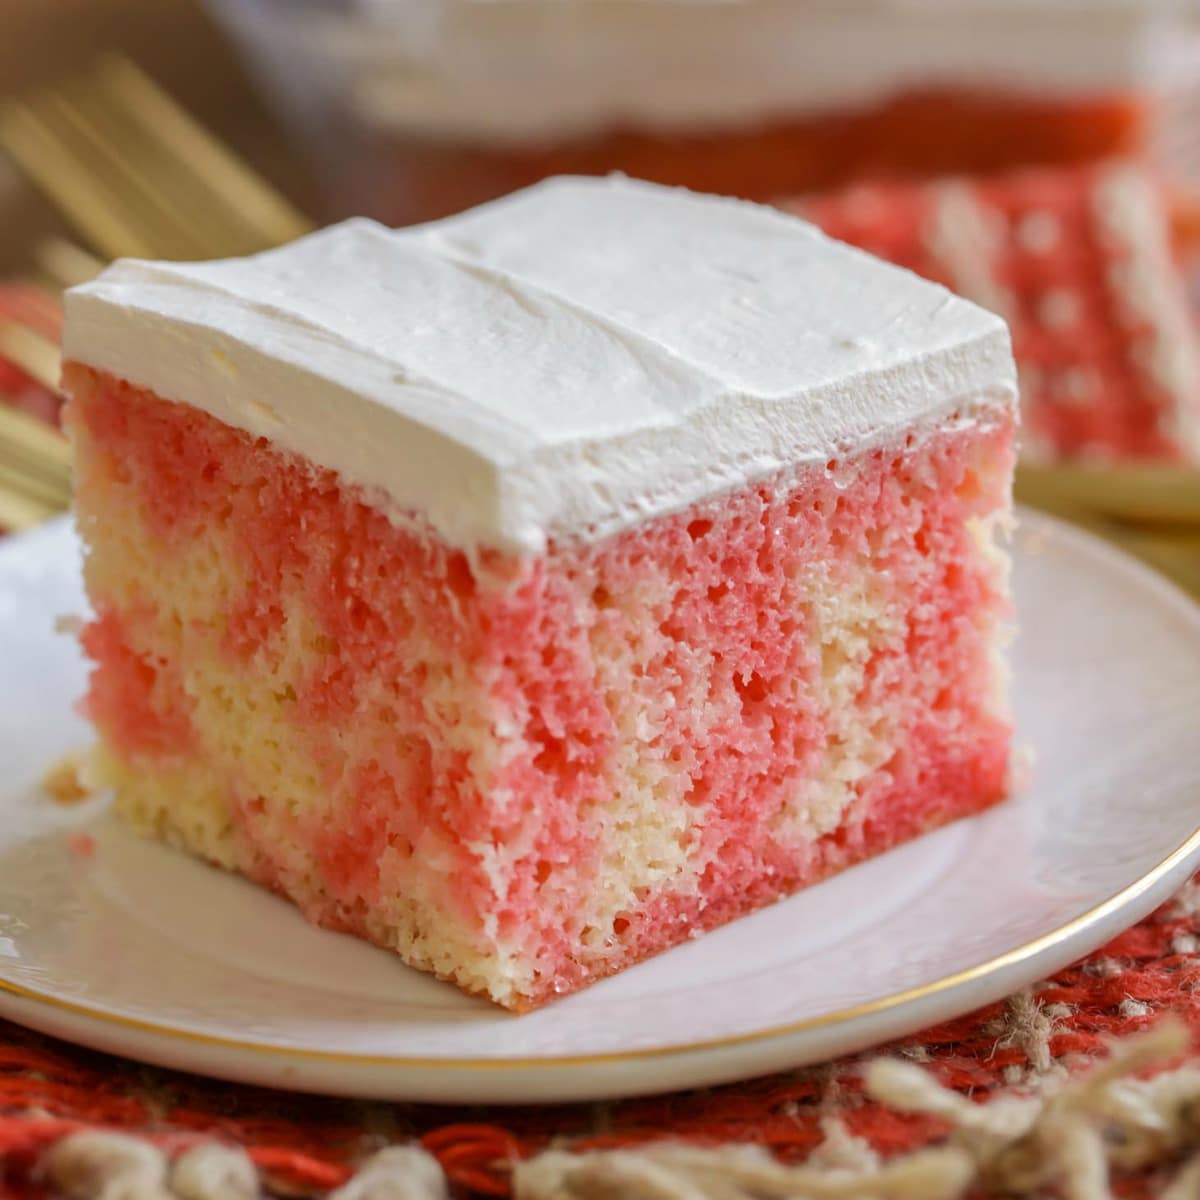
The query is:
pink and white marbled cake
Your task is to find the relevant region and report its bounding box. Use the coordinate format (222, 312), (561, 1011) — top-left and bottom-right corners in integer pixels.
(63, 178), (1018, 1010)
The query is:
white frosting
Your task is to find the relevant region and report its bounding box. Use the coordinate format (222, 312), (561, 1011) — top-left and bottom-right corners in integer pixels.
(318, 0), (1190, 144)
(63, 176), (1016, 554)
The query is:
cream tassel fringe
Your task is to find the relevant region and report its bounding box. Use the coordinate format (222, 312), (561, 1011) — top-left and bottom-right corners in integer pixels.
(39, 1021), (1200, 1200)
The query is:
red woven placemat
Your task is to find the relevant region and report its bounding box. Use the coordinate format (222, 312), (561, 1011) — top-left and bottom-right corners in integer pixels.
(2, 874), (1199, 1198)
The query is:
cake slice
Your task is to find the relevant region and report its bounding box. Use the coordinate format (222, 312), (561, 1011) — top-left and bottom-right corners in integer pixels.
(63, 178), (1018, 1011)
(790, 161), (1200, 464)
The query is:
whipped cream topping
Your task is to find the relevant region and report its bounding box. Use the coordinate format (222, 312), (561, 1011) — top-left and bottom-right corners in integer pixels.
(64, 177), (1016, 554)
(326, 0), (1188, 144)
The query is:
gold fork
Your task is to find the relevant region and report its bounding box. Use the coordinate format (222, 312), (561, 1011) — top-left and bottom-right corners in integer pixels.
(0, 479), (59, 532)
(0, 389), (70, 531)
(34, 236), (104, 290)
(0, 54), (313, 262)
(0, 319), (62, 394)
(0, 293), (70, 531)
(0, 51), (314, 529)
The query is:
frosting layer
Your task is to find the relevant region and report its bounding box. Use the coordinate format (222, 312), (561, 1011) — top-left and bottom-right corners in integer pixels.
(64, 176), (1016, 553)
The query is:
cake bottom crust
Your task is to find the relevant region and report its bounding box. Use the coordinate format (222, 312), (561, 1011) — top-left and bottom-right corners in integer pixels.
(100, 744), (1007, 1012)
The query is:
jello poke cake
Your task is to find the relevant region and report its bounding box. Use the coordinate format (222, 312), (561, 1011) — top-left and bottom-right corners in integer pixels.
(791, 161), (1200, 465)
(62, 178), (1018, 1011)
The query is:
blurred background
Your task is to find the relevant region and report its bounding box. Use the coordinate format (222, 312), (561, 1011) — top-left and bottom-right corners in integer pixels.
(0, 0), (316, 273)
(2, 0), (1200, 588)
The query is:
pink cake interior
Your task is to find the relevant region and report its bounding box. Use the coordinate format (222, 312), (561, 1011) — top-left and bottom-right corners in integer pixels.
(68, 363), (1015, 1010)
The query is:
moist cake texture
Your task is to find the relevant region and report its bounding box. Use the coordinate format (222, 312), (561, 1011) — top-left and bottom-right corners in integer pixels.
(63, 178), (1019, 1010)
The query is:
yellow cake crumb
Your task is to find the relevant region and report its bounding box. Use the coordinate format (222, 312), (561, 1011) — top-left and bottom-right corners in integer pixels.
(42, 749), (97, 804)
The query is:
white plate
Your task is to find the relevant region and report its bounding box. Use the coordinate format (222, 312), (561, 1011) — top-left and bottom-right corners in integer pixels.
(2, 512), (1199, 1104)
